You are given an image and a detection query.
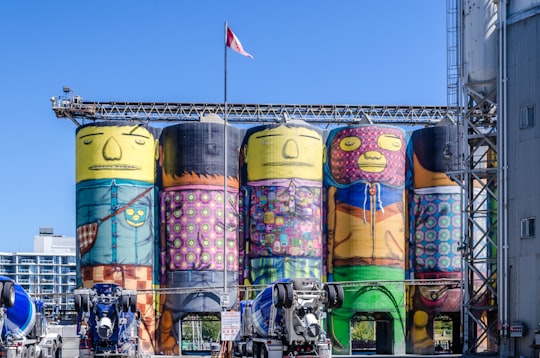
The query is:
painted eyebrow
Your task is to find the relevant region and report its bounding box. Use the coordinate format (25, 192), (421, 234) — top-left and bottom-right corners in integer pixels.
(122, 132), (150, 139)
(255, 134), (283, 138)
(79, 132), (103, 139)
(300, 134), (321, 141)
(380, 134), (401, 139)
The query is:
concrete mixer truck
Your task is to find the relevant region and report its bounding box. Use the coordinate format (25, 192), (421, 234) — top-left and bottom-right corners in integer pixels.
(234, 278), (344, 358)
(0, 276), (62, 358)
(74, 283), (139, 358)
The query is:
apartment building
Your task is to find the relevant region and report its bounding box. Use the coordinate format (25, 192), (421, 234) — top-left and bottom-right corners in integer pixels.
(0, 227), (76, 321)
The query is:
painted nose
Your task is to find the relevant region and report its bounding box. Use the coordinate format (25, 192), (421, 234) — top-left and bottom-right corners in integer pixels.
(102, 137), (122, 160)
(282, 139), (299, 159)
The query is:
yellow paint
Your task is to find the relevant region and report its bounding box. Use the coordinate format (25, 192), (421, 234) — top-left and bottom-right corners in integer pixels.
(339, 136), (361, 151)
(357, 151), (388, 173)
(245, 125), (323, 181)
(76, 124), (157, 183)
(412, 153), (457, 189)
(355, 134), (402, 173)
(377, 133), (403, 151)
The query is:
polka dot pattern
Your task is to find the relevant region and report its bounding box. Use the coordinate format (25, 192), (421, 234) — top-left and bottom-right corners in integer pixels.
(160, 188), (239, 272)
(410, 193), (462, 273)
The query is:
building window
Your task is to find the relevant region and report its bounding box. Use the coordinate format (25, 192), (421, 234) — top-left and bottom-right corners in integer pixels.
(520, 106), (535, 128)
(521, 217), (536, 239)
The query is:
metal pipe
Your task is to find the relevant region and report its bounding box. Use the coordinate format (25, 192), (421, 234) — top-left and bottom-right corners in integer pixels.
(497, 0), (509, 340)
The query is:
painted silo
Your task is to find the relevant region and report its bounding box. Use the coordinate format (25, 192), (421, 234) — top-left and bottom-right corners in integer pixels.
(157, 118), (243, 355)
(406, 125), (462, 354)
(75, 122), (158, 354)
(239, 122), (325, 286)
(324, 124), (407, 355)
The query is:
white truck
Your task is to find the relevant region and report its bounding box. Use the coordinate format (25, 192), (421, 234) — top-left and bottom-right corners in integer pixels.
(0, 277), (62, 358)
(234, 278), (343, 358)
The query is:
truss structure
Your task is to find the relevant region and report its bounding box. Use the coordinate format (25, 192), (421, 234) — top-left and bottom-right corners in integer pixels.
(446, 0), (499, 353)
(51, 90), (452, 127)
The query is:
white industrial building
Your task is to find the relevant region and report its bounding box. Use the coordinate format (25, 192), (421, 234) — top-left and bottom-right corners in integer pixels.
(0, 227), (76, 321)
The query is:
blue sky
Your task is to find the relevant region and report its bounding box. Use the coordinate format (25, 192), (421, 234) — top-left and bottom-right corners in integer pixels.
(0, 0), (446, 252)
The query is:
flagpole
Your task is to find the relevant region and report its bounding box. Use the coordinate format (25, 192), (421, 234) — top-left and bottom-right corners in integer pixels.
(223, 21), (229, 300)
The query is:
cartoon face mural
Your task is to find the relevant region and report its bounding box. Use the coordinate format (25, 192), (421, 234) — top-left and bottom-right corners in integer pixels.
(244, 125), (324, 181)
(325, 125), (407, 355)
(159, 122), (243, 188)
(409, 126), (458, 189)
(405, 126), (464, 355)
(327, 125), (406, 187)
(76, 123), (157, 183)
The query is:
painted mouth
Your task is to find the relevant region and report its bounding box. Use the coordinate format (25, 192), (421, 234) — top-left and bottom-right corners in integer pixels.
(89, 165), (140, 170)
(358, 163), (386, 173)
(263, 162), (314, 167)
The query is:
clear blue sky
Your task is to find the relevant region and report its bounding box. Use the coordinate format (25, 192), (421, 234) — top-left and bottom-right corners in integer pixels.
(0, 0), (446, 252)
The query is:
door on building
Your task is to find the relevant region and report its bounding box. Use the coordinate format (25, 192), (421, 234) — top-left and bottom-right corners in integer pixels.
(350, 312), (394, 355)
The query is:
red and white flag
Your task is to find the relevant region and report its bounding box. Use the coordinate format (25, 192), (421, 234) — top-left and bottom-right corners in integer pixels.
(226, 26), (254, 59)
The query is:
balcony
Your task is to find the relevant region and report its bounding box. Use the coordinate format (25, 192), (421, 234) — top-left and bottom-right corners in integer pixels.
(19, 259), (36, 264)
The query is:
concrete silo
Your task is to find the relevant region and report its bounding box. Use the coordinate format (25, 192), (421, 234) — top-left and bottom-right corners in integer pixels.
(406, 125), (463, 354)
(75, 122), (158, 355)
(157, 118), (243, 355)
(324, 124), (407, 355)
(239, 123), (325, 286)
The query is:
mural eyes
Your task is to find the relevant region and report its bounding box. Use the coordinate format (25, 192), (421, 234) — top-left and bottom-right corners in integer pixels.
(339, 136), (361, 152)
(377, 134), (402, 151)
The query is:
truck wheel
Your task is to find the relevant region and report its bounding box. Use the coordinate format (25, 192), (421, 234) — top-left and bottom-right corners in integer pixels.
(81, 294), (89, 312)
(122, 294), (130, 312)
(283, 283), (293, 308)
(333, 284), (344, 309)
(273, 283), (286, 308)
(74, 293), (81, 311)
(55, 344), (61, 358)
(2, 281), (15, 308)
(129, 295), (137, 313)
(253, 342), (261, 358)
(28, 345), (35, 358)
(261, 345), (268, 358)
(324, 283), (336, 308)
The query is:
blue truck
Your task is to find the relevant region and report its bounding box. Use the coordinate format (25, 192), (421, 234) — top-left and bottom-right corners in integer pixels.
(0, 276), (62, 358)
(74, 283), (139, 358)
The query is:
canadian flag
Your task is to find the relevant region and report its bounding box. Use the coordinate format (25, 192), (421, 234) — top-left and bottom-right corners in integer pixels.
(226, 26), (254, 59)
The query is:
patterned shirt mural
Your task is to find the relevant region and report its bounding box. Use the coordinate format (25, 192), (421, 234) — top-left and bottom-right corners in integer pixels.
(157, 121), (242, 355)
(405, 125), (463, 354)
(75, 122), (158, 354)
(240, 123), (325, 285)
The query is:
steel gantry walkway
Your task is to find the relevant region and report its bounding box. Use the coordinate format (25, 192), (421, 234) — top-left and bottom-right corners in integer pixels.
(50, 88), (452, 127)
